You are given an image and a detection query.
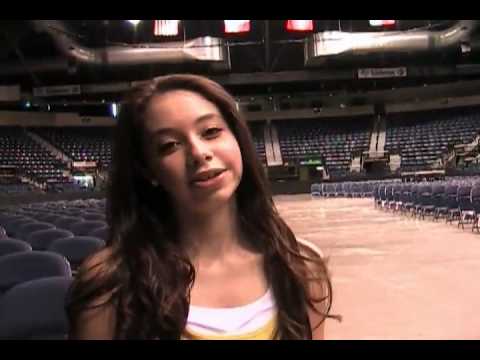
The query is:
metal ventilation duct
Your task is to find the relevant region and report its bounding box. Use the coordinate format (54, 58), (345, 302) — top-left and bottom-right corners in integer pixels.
(30, 20), (230, 69)
(305, 20), (479, 66)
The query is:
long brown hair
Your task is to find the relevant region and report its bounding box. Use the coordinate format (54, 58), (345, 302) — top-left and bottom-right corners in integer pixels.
(66, 74), (336, 339)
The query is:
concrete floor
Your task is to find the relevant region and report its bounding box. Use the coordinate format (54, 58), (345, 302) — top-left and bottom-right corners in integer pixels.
(273, 195), (480, 340)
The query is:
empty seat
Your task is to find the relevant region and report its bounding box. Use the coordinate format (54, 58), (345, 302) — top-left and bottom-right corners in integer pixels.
(48, 236), (105, 270)
(0, 276), (72, 339)
(361, 183), (374, 197)
(374, 184), (383, 207)
(418, 184), (435, 219)
(0, 251), (72, 294)
(80, 213), (106, 221)
(379, 184), (388, 208)
(41, 214), (62, 224)
(2, 217), (34, 237)
(26, 229), (74, 251)
(445, 184), (460, 224)
(410, 185), (422, 217)
(0, 238), (32, 257)
(35, 213), (57, 222)
(89, 227), (109, 242)
(69, 221), (107, 236)
(0, 213), (20, 224)
(53, 217), (84, 231)
(16, 222), (56, 241)
(324, 183), (335, 197)
(471, 184), (480, 232)
(399, 184), (412, 214)
(335, 183), (344, 197)
(432, 184), (447, 220)
(458, 185), (475, 229)
(310, 183), (321, 197)
(391, 185), (403, 212)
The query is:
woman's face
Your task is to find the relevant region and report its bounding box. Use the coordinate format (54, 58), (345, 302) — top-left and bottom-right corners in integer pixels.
(143, 90), (243, 214)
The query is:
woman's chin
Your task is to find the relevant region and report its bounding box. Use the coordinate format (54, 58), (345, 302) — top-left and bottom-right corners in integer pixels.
(187, 187), (238, 214)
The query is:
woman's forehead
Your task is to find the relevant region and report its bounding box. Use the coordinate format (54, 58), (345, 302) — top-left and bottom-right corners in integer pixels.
(143, 90), (224, 132)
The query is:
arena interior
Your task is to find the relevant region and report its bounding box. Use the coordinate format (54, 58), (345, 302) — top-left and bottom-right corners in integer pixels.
(1, 20), (480, 339)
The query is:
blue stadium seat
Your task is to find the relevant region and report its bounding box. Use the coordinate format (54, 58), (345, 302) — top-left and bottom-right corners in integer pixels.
(69, 221), (108, 236)
(26, 229), (74, 251)
(0, 238), (32, 257)
(0, 276), (72, 339)
(16, 222), (56, 241)
(48, 236), (105, 271)
(0, 251), (71, 295)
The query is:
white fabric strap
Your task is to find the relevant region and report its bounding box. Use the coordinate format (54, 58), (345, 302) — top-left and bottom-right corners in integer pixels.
(187, 288), (276, 336)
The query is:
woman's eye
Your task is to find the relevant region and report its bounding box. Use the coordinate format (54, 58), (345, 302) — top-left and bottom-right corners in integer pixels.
(157, 141), (180, 154)
(203, 127), (222, 139)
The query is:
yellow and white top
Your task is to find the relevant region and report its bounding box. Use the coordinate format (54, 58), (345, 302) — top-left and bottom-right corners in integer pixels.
(183, 287), (277, 340)
(182, 238), (322, 340)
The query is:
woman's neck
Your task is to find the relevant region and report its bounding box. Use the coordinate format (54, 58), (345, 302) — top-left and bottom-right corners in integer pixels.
(176, 200), (246, 262)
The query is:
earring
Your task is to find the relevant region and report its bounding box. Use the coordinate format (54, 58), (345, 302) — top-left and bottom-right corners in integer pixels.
(151, 180), (159, 187)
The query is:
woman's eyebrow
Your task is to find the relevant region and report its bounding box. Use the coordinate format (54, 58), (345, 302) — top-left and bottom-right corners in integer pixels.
(195, 113), (222, 124)
(151, 113), (222, 137)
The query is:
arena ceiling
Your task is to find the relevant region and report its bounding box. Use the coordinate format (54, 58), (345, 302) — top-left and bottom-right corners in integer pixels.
(1, 20), (480, 99)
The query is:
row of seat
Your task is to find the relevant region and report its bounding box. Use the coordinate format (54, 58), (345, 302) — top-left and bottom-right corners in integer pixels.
(0, 246), (73, 338)
(0, 276), (72, 339)
(0, 235), (104, 270)
(0, 127), (69, 185)
(0, 212), (107, 267)
(0, 200), (107, 244)
(374, 180), (480, 231)
(311, 180), (381, 198)
(385, 106), (480, 169)
(3, 106), (480, 188)
(0, 183), (34, 194)
(277, 117), (371, 172)
(248, 123), (267, 164)
(32, 127), (113, 168)
(0, 198), (108, 338)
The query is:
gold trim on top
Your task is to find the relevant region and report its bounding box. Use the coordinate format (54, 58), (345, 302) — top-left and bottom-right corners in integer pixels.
(182, 316), (278, 340)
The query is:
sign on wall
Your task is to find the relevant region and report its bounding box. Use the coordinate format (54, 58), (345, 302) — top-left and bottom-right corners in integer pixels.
(358, 67), (407, 79)
(33, 85), (81, 97)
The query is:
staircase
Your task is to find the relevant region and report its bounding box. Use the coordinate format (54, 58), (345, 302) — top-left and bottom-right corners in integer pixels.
(25, 130), (73, 164)
(265, 123), (283, 166)
(445, 134), (480, 169)
(367, 114), (387, 158)
(362, 115), (392, 176)
(376, 119), (386, 155)
(455, 134), (480, 158)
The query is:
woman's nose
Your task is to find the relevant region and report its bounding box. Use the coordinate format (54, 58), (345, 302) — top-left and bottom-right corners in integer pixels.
(186, 139), (213, 166)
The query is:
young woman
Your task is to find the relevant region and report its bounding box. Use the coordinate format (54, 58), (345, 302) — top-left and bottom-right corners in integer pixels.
(66, 74), (338, 340)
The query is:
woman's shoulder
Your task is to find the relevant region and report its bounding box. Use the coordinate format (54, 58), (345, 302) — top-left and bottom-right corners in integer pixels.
(74, 246), (118, 309)
(77, 246), (114, 279)
(69, 246), (118, 340)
